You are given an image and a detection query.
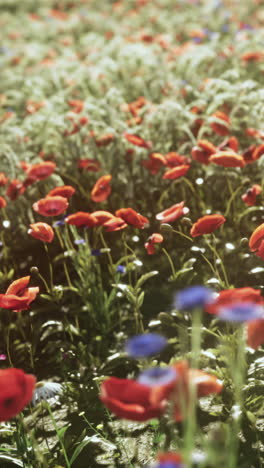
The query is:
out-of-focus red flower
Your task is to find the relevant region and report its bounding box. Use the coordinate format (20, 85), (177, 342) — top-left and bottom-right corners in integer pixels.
(190, 214), (226, 237)
(6, 179), (25, 201)
(209, 151), (245, 168)
(33, 196), (68, 217)
(0, 276), (39, 312)
(26, 100), (46, 114)
(242, 145), (257, 164)
(218, 136), (239, 153)
(91, 175), (112, 202)
(252, 144), (264, 161)
(78, 158), (101, 171)
(0, 172), (8, 186)
(191, 140), (217, 165)
(0, 368), (36, 422)
(145, 233), (163, 254)
(28, 222), (54, 243)
(0, 196), (7, 208)
(206, 287), (264, 315)
(26, 162), (56, 181)
(157, 453), (183, 464)
(163, 164), (190, 180)
(141, 153), (166, 174)
(246, 128), (264, 139)
(165, 152), (190, 168)
(47, 185), (75, 199)
(115, 208), (149, 229)
(65, 212), (98, 227)
(68, 99), (84, 113)
(241, 184), (261, 206)
(241, 51), (263, 62)
(124, 133), (152, 149)
(247, 319), (264, 349)
(210, 111), (230, 136)
(156, 201), (189, 224)
(103, 216), (128, 232)
(95, 134), (115, 147)
(100, 376), (167, 421)
(151, 361), (222, 422)
(92, 210), (115, 225)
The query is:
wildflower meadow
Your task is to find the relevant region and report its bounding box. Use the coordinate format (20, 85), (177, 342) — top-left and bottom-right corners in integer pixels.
(0, 0), (264, 466)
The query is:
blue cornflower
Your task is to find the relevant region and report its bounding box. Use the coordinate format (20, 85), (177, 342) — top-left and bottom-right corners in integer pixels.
(217, 302), (264, 322)
(74, 238), (85, 245)
(91, 248), (101, 256)
(137, 367), (177, 387)
(125, 333), (167, 358)
(174, 286), (215, 310)
(53, 218), (65, 227)
(116, 265), (126, 274)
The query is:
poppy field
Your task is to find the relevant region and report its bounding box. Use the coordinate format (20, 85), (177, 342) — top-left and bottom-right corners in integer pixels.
(0, 0), (264, 466)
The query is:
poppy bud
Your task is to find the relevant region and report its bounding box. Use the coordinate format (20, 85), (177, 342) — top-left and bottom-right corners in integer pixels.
(181, 217), (192, 227)
(240, 238), (249, 248)
(160, 223), (173, 233)
(30, 266), (39, 275)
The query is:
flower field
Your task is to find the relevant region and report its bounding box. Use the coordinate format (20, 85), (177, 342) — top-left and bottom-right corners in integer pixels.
(0, 0), (264, 466)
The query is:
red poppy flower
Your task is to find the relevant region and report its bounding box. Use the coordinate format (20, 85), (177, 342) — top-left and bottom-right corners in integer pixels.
(68, 99), (84, 113)
(145, 233), (163, 255)
(242, 145), (258, 164)
(249, 224), (264, 252)
(92, 210), (115, 225)
(115, 208), (149, 229)
(33, 196), (69, 217)
(91, 175), (112, 203)
(0, 276), (39, 312)
(28, 222), (54, 243)
(218, 136), (239, 152)
(206, 287), (264, 315)
(47, 185), (75, 199)
(103, 216), (128, 232)
(26, 162), (56, 181)
(190, 214), (226, 237)
(6, 179), (25, 201)
(78, 159), (101, 172)
(141, 153), (166, 174)
(65, 212), (98, 227)
(241, 184), (261, 206)
(209, 151), (245, 168)
(191, 140), (216, 165)
(95, 134), (115, 147)
(100, 376), (167, 421)
(157, 453), (183, 464)
(241, 51), (263, 62)
(0, 196), (6, 208)
(156, 201), (189, 224)
(0, 172), (8, 186)
(0, 368), (36, 422)
(247, 319), (264, 349)
(210, 111), (230, 136)
(252, 144), (264, 161)
(151, 361), (222, 422)
(165, 152), (190, 168)
(124, 133), (152, 149)
(163, 164), (190, 180)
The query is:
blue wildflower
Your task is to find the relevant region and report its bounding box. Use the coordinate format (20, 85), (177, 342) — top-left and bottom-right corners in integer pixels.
(91, 248), (101, 256)
(217, 302), (264, 322)
(74, 238), (85, 245)
(125, 333), (167, 358)
(137, 367), (177, 387)
(174, 286), (215, 310)
(116, 265), (126, 274)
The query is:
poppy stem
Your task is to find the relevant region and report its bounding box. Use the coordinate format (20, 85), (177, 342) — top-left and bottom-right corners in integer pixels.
(55, 227), (74, 289)
(44, 243), (54, 292)
(162, 248), (177, 280)
(99, 230), (115, 275)
(206, 236), (230, 288)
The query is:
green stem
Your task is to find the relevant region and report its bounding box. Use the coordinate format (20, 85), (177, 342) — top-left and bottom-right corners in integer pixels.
(162, 248), (177, 279)
(45, 403), (71, 468)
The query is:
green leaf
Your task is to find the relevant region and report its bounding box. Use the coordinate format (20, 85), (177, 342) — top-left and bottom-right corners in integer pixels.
(135, 270), (159, 290)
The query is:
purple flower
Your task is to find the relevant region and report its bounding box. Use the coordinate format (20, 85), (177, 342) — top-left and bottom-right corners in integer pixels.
(174, 286), (215, 310)
(125, 333), (167, 358)
(137, 367), (177, 387)
(116, 265), (126, 274)
(0, 354), (7, 361)
(217, 302), (264, 322)
(91, 248), (101, 256)
(74, 238), (85, 245)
